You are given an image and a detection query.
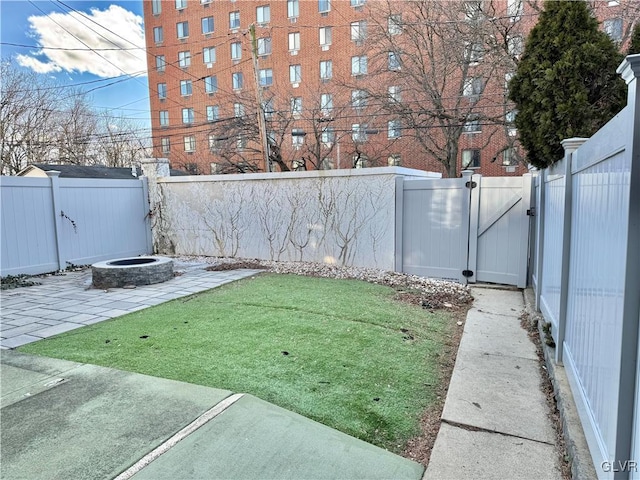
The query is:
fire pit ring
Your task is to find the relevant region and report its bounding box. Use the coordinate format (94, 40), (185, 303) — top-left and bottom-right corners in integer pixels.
(92, 256), (174, 289)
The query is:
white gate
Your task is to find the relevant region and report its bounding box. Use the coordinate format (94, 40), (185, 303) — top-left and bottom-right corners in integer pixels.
(398, 172), (532, 288)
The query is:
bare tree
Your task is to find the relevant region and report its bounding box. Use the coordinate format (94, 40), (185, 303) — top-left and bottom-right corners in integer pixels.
(1, 62), (59, 174)
(357, 0), (525, 177)
(96, 113), (150, 168)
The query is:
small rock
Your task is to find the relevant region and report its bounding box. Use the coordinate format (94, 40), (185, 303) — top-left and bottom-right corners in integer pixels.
(456, 321), (463, 326)
(443, 302), (453, 308)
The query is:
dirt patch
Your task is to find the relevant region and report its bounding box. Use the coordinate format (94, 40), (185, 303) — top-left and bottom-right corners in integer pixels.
(520, 312), (572, 480)
(206, 261), (268, 271)
(402, 305), (468, 466)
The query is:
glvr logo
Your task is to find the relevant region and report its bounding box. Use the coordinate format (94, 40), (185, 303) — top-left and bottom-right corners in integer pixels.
(601, 460), (638, 473)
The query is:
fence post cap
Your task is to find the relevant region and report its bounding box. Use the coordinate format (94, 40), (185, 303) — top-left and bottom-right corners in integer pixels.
(561, 138), (588, 154)
(45, 170), (61, 177)
(617, 54), (640, 85)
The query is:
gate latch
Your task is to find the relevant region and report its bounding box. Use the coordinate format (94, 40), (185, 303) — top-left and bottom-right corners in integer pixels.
(462, 270), (474, 278)
(465, 181), (477, 189)
(527, 207), (536, 217)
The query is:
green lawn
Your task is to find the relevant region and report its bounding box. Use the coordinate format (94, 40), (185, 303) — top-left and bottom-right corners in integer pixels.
(19, 273), (455, 453)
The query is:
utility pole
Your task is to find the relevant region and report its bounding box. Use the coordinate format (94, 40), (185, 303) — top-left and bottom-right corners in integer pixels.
(249, 24), (272, 172)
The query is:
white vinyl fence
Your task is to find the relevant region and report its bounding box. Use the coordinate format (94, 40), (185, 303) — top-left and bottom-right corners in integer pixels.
(1, 173), (153, 276)
(532, 55), (640, 480)
(152, 167), (435, 271)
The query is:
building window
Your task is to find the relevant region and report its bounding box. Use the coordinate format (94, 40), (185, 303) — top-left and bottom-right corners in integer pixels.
(231, 42), (242, 60)
(464, 116), (481, 133)
(206, 105), (219, 122)
(464, 1), (482, 23)
(507, 35), (524, 58)
(257, 37), (271, 56)
(229, 11), (240, 29)
(465, 41), (483, 64)
(178, 51), (191, 68)
(388, 154), (401, 166)
(351, 89), (367, 109)
(351, 0), (365, 6)
(291, 97), (302, 115)
(259, 68), (273, 86)
(236, 135), (247, 150)
(209, 134), (220, 153)
(157, 83), (167, 99)
(462, 149), (480, 169)
(175, 0), (186, 10)
(351, 20), (367, 42)
(234, 103), (245, 117)
(388, 14), (402, 35)
(153, 26), (163, 43)
(292, 129), (305, 147)
(152, 0), (162, 15)
(388, 51), (401, 70)
(232, 72), (244, 90)
(289, 32), (300, 52)
(503, 147), (518, 166)
(263, 98), (275, 119)
(507, 0), (523, 20)
(320, 93), (333, 115)
(388, 85), (401, 102)
(321, 127), (335, 145)
(287, 0), (299, 18)
(184, 136), (196, 152)
(318, 0), (330, 13)
(180, 79), (192, 96)
(352, 123), (368, 142)
(204, 75), (217, 93)
(604, 18), (623, 42)
(203, 47), (216, 64)
(160, 110), (169, 126)
(320, 60), (332, 80)
(506, 110), (518, 136)
(319, 27), (332, 48)
(155, 55), (166, 72)
(388, 119), (401, 138)
(290, 64), (302, 83)
(202, 16), (214, 34)
(182, 108), (194, 124)
(256, 5), (270, 23)
(177, 21), (189, 39)
(351, 55), (367, 75)
(161, 137), (170, 153)
(353, 154), (368, 168)
(463, 76), (483, 97)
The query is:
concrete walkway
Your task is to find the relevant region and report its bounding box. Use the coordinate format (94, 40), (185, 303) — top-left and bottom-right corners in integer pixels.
(0, 261), (261, 349)
(425, 287), (562, 480)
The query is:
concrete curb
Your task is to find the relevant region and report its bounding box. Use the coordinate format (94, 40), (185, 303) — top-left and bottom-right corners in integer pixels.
(522, 288), (596, 480)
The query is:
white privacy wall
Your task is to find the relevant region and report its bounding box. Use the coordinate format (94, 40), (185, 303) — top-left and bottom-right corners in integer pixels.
(157, 168), (432, 270)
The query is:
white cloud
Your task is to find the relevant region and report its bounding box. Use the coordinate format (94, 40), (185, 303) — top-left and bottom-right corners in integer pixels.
(17, 5), (146, 78)
(15, 54), (62, 74)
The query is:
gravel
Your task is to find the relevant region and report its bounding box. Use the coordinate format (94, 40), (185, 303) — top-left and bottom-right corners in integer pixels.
(176, 256), (473, 308)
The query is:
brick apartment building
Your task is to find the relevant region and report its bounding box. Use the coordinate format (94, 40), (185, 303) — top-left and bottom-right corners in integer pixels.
(143, 0), (634, 177)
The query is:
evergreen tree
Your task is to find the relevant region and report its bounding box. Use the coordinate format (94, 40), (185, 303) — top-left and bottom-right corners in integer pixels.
(508, 1), (626, 169)
(628, 22), (640, 55)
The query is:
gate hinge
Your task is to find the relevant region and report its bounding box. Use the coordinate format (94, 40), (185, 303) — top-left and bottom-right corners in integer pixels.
(527, 207), (536, 216)
(462, 270), (474, 278)
(465, 181), (477, 189)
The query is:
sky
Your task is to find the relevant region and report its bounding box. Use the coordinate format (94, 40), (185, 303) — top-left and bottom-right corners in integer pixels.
(1, 0), (151, 131)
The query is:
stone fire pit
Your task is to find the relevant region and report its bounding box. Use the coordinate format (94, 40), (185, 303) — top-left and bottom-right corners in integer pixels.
(92, 256), (174, 289)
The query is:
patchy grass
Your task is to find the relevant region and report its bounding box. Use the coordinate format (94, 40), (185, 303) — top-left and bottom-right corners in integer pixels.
(19, 273), (458, 453)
